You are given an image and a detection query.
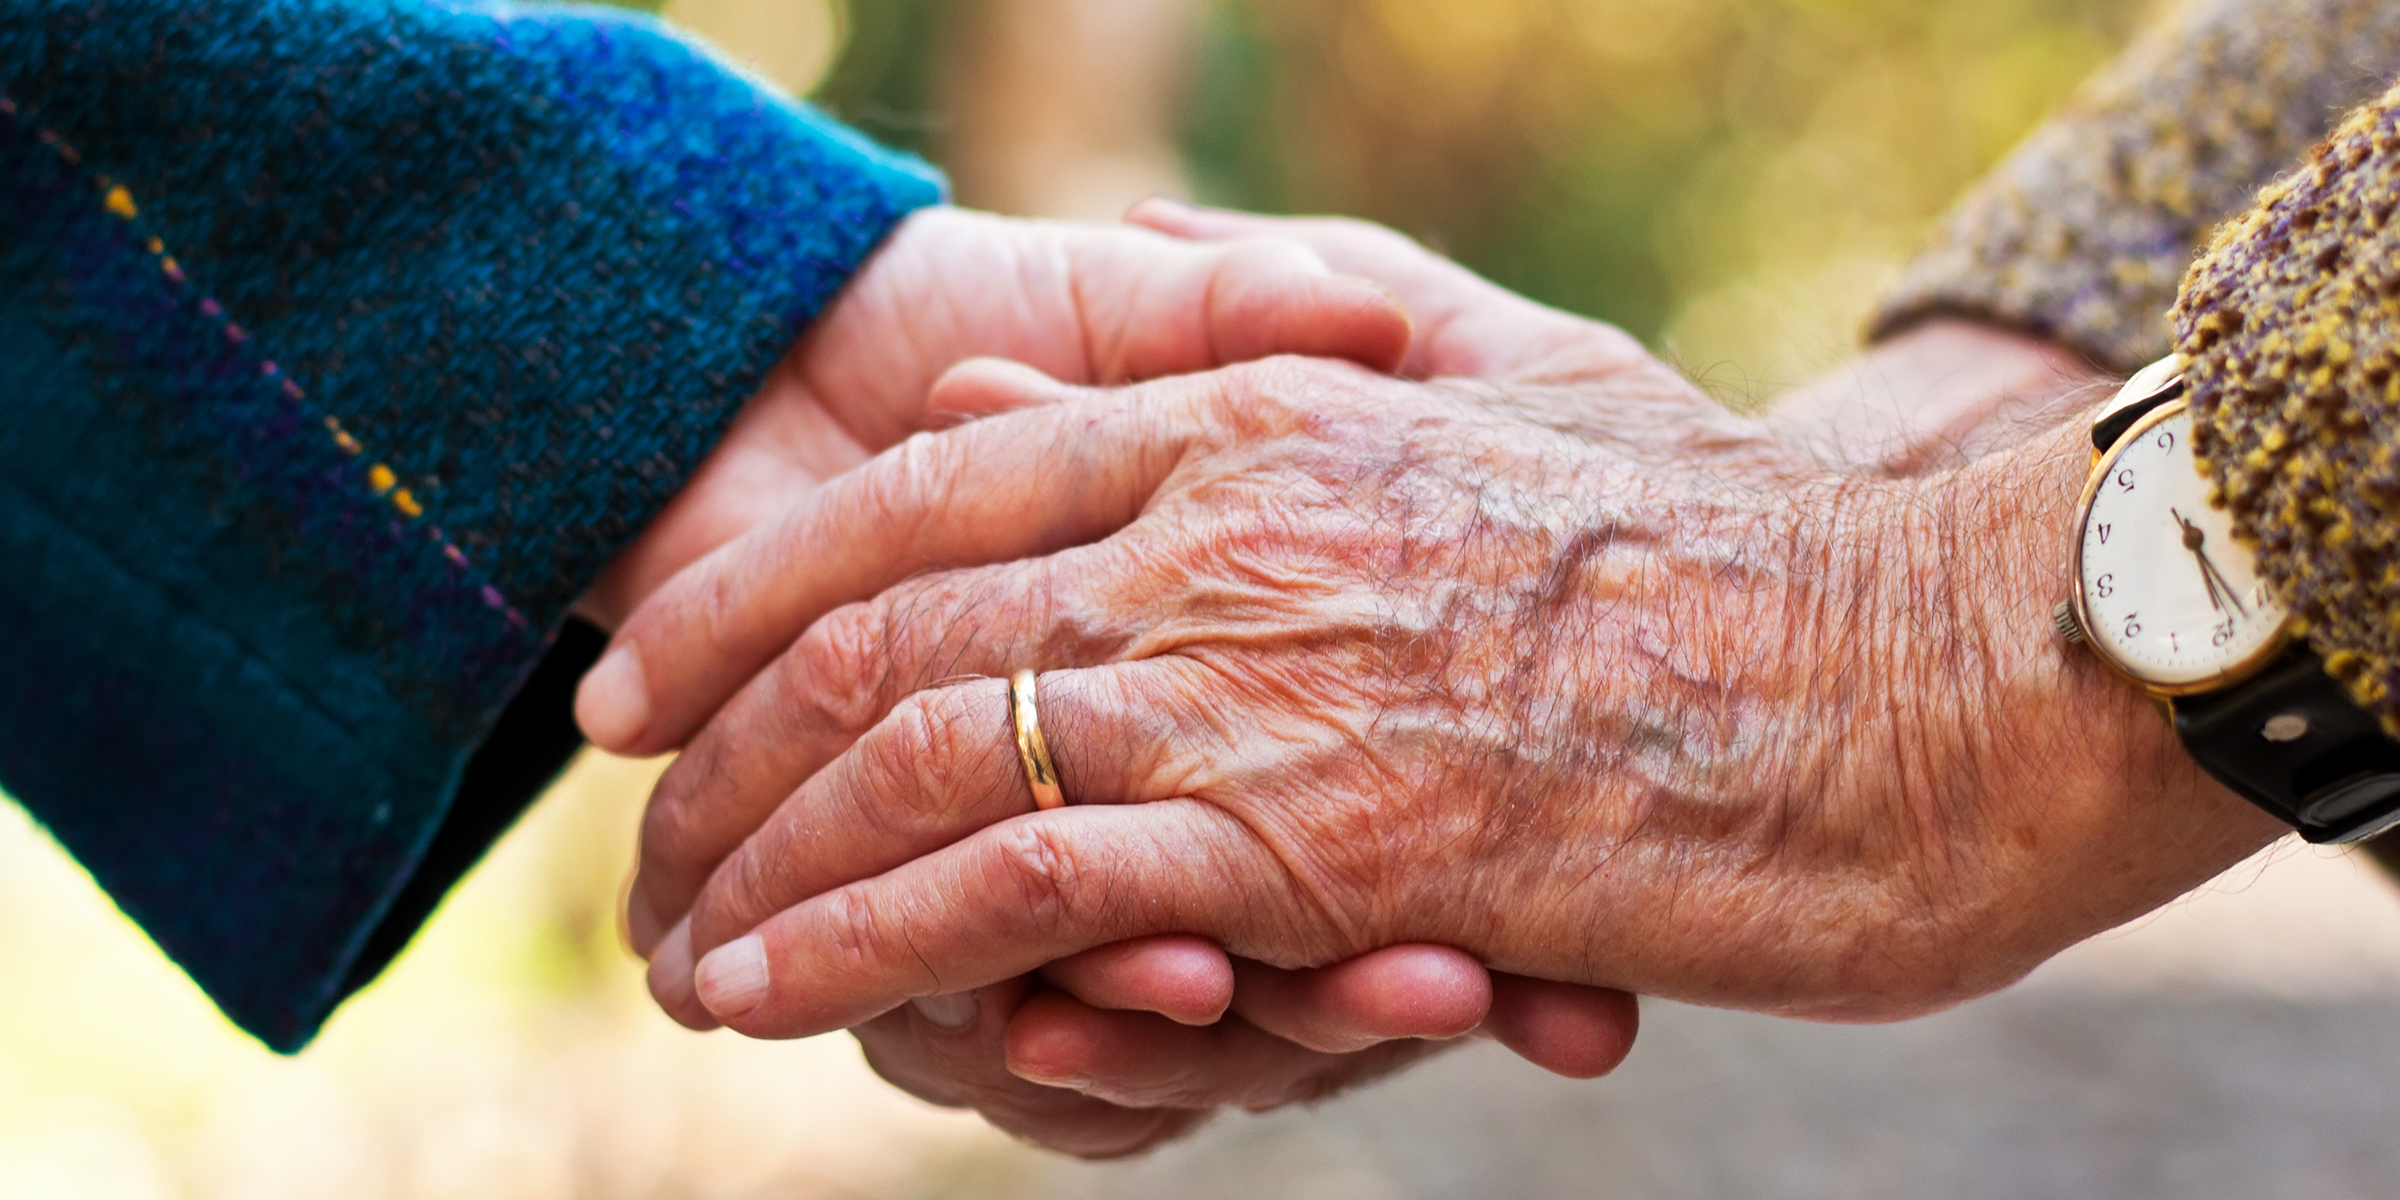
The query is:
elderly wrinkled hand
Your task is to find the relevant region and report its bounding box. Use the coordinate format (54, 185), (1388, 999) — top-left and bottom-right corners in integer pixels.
(578, 204), (1644, 1155)
(595, 344), (1795, 1026)
(614, 337), (2276, 1007)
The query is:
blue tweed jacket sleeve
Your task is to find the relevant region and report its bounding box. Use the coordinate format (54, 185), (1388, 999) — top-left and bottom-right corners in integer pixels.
(0, 0), (942, 1050)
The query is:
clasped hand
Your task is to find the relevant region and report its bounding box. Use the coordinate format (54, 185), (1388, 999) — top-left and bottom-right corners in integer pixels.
(574, 204), (2287, 1157)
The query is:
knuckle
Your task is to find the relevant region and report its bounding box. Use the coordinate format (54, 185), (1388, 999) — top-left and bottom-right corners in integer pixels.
(985, 822), (1084, 937)
(662, 533), (797, 675)
(1205, 357), (1366, 435)
(782, 603), (892, 736)
(685, 558), (756, 662)
(855, 430), (960, 544)
(687, 859), (757, 943)
(715, 838), (797, 931)
(862, 689), (1008, 831)
(822, 886), (892, 975)
(1048, 579), (1133, 663)
(683, 826), (799, 943)
(1201, 361), (1289, 430)
(636, 749), (754, 887)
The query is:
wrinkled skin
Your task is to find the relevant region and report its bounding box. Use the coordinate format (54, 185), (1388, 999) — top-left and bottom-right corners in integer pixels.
(591, 209), (2284, 1156)
(617, 343), (2279, 1026)
(577, 203), (1642, 1155)
(594, 208), (1741, 1151)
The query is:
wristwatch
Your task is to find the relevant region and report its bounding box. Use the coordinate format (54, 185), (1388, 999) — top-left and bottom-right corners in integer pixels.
(2056, 355), (2400, 844)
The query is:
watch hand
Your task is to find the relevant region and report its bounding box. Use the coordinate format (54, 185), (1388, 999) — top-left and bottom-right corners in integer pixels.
(2196, 554), (2227, 613)
(2198, 551), (2249, 619)
(2171, 509), (2225, 613)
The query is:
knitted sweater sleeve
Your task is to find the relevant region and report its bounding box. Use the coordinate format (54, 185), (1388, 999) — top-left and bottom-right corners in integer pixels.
(2181, 84), (2400, 738)
(1868, 0), (2400, 372)
(0, 0), (941, 1050)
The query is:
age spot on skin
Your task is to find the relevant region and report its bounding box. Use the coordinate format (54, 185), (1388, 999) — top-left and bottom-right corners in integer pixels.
(1626, 723), (1684, 755)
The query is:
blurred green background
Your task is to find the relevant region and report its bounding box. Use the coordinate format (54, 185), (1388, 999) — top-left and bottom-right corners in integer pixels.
(638, 0), (2152, 394)
(781, 0), (2144, 391)
(52, 2), (2400, 1199)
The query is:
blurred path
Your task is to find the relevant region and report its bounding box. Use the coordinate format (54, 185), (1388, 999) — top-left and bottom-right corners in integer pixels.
(999, 991), (2400, 1200)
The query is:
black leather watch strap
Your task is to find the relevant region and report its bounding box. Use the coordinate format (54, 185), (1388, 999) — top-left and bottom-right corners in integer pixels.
(2171, 647), (2400, 843)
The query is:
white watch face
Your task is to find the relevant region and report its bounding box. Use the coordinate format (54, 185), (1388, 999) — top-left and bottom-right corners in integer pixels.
(2075, 403), (2288, 688)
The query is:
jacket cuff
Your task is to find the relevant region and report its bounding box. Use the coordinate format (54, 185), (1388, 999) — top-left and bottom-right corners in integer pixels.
(0, 0), (940, 1050)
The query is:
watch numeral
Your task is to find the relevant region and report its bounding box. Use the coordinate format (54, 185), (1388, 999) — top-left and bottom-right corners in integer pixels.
(2124, 614), (2141, 639)
(2156, 429), (2175, 451)
(2212, 619), (2237, 647)
(2116, 469), (2136, 493)
(2095, 573), (2115, 599)
(2096, 523), (2113, 545)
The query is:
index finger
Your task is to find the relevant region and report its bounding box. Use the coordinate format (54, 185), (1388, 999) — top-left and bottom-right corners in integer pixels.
(575, 366), (1188, 757)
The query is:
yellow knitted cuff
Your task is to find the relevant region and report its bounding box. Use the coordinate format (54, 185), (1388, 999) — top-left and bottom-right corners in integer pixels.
(2179, 80), (2400, 734)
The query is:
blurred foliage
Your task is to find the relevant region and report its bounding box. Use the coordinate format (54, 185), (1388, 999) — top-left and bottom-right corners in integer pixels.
(618, 0), (2159, 389)
(1181, 0), (2154, 367)
(796, 0), (2155, 393)
(812, 0), (955, 153)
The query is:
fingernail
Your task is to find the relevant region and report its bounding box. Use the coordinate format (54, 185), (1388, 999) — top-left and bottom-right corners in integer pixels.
(1010, 1065), (1095, 1091)
(695, 934), (770, 1019)
(911, 991), (979, 1030)
(575, 646), (650, 750)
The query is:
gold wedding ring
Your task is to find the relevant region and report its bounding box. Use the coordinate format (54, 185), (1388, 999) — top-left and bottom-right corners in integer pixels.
(1009, 669), (1067, 811)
